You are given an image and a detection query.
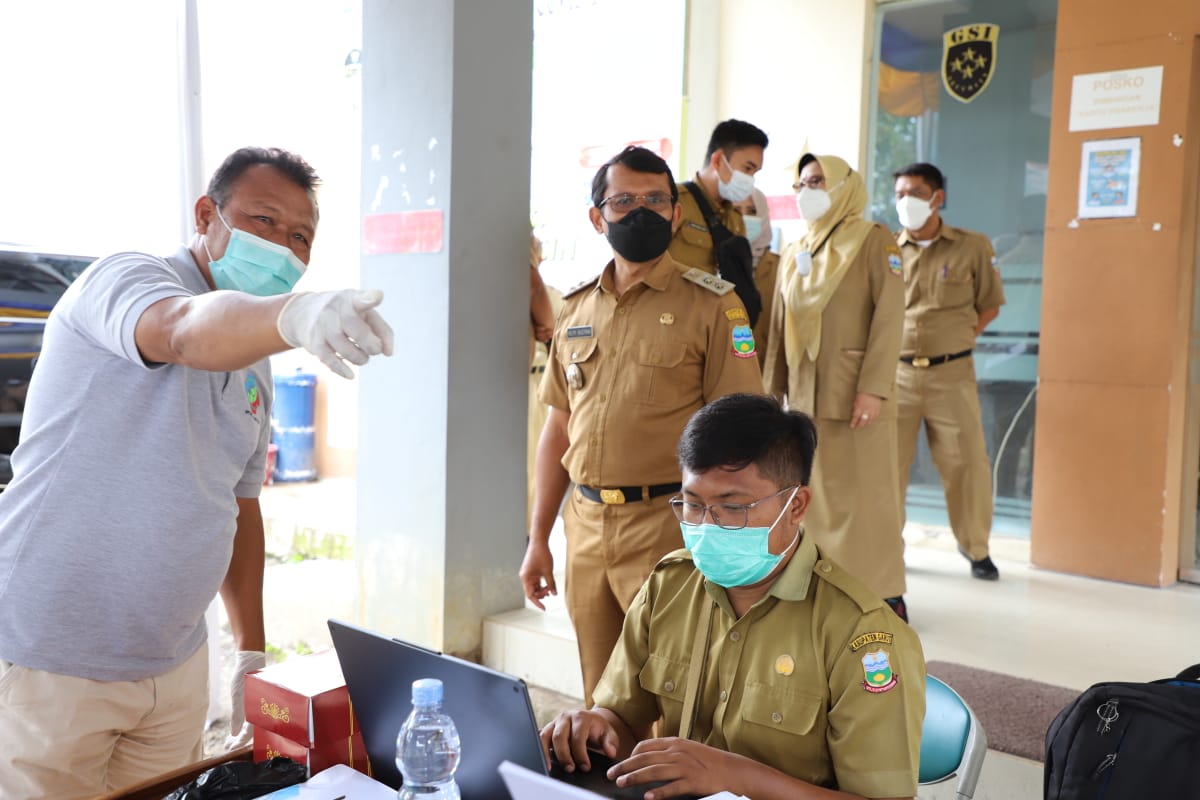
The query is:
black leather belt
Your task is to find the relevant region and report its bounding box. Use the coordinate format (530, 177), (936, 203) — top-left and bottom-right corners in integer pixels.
(900, 349), (972, 368)
(578, 483), (681, 505)
(530, 365), (546, 374)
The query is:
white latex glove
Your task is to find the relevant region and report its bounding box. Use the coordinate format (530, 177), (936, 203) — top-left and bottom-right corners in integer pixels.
(276, 289), (396, 379)
(223, 649), (266, 751)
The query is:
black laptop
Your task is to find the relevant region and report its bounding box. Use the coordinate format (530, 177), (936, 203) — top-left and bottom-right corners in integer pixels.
(328, 619), (683, 800)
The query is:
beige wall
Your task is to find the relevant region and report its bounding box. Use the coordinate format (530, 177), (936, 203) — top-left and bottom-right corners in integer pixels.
(685, 0), (875, 193)
(1031, 0), (1200, 585)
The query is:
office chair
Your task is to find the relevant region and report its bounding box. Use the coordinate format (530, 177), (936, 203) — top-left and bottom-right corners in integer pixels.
(918, 675), (988, 799)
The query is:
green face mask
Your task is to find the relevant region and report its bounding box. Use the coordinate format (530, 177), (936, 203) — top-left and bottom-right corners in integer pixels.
(681, 488), (799, 588)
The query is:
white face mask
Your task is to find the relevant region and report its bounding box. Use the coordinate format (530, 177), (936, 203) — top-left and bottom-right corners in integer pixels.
(896, 194), (935, 231)
(795, 187), (831, 223)
(718, 156), (755, 203)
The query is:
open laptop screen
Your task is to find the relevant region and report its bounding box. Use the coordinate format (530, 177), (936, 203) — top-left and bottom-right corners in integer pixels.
(328, 619), (547, 797)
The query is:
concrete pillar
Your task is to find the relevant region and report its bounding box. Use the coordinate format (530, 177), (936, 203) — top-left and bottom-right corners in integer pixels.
(356, 0), (532, 656)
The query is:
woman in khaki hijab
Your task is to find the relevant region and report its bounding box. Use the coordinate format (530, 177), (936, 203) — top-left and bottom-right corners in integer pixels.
(762, 154), (910, 620)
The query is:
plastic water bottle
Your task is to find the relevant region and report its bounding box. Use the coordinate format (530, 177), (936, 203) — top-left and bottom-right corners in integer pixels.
(395, 678), (461, 799)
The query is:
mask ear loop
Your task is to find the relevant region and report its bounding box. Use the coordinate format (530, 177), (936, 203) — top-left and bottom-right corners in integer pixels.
(769, 486), (804, 556)
(202, 204), (233, 264)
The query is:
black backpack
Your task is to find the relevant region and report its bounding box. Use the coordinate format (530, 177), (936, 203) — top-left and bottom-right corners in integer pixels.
(682, 181), (762, 327)
(1043, 664), (1200, 799)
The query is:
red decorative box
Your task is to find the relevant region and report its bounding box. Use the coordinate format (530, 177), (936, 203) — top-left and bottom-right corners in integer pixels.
(244, 649), (358, 747)
(254, 727), (373, 777)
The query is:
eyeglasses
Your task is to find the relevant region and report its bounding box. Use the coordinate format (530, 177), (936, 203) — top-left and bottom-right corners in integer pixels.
(792, 175), (826, 192)
(670, 485), (799, 530)
(597, 192), (674, 215)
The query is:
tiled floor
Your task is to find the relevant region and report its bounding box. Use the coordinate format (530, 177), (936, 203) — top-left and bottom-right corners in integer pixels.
(249, 479), (1200, 798)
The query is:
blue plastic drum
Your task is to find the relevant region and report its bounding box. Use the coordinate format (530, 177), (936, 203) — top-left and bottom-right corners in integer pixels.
(272, 370), (318, 482)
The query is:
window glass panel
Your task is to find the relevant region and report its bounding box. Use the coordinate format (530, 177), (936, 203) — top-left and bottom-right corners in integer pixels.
(0, 2), (184, 256)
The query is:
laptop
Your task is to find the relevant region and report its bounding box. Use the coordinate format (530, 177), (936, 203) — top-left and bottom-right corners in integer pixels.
(328, 619), (676, 800)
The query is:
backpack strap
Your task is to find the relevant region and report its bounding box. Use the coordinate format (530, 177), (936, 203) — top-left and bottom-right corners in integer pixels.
(683, 182), (732, 245)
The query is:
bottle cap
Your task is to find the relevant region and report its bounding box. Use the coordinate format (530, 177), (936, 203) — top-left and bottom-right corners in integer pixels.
(411, 677), (443, 706)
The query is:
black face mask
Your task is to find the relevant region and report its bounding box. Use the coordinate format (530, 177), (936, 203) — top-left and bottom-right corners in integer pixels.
(604, 207), (673, 263)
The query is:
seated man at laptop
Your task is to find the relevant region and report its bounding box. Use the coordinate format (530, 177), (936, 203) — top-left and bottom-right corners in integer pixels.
(541, 393), (925, 800)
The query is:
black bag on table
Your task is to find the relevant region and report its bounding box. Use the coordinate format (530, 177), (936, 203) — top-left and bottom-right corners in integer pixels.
(163, 756), (307, 800)
(1043, 664), (1200, 799)
(682, 181), (761, 327)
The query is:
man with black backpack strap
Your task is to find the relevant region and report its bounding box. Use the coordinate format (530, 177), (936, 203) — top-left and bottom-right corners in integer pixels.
(669, 119), (769, 327)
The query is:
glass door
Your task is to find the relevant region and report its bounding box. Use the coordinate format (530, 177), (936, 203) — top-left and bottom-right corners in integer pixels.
(868, 0), (1057, 536)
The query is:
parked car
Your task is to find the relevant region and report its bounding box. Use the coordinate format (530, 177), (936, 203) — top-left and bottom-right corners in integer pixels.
(0, 245), (95, 478)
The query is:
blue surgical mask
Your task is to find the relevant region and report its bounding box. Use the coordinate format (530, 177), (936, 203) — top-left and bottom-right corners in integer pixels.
(743, 214), (764, 243)
(203, 208), (306, 296)
(681, 488), (799, 588)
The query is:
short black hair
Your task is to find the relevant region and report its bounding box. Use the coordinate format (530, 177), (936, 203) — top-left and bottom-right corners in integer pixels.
(678, 394), (818, 487)
(704, 119), (769, 163)
(590, 146), (678, 207)
(207, 146), (321, 214)
(892, 162), (944, 192)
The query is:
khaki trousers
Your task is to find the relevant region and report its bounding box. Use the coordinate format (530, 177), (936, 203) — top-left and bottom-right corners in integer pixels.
(896, 356), (994, 560)
(563, 489), (682, 707)
(0, 643), (208, 800)
(806, 413), (907, 599)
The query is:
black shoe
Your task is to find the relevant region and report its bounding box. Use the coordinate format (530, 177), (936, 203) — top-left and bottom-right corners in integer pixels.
(884, 595), (908, 623)
(969, 555), (1000, 581)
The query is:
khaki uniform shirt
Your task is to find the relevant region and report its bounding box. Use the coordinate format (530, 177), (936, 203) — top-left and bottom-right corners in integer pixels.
(540, 253), (763, 487)
(764, 225), (906, 418)
(668, 176), (746, 274)
(593, 536), (925, 798)
(897, 223), (1006, 357)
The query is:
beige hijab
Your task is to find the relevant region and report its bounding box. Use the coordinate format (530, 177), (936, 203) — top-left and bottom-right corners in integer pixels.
(780, 154), (875, 362)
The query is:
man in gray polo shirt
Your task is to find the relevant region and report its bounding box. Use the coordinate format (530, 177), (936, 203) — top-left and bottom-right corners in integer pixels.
(0, 147), (394, 799)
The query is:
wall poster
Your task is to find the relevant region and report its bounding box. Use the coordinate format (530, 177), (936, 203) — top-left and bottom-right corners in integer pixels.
(1077, 137), (1140, 219)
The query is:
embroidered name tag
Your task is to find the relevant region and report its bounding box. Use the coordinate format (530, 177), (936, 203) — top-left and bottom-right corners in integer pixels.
(566, 325), (593, 339)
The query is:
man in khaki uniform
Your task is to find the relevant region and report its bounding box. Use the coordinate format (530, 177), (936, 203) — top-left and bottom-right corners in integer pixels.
(542, 394), (924, 800)
(668, 118), (768, 274)
(527, 231), (563, 526)
(893, 162), (1006, 581)
(763, 154), (909, 620)
(519, 147), (763, 705)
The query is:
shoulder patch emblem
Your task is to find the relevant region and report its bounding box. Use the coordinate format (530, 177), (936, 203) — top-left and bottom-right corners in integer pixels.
(724, 307), (748, 323)
(885, 244), (903, 276)
(681, 267), (734, 296)
(861, 649), (898, 693)
(849, 631), (895, 652)
(732, 324), (756, 358)
(563, 276), (599, 299)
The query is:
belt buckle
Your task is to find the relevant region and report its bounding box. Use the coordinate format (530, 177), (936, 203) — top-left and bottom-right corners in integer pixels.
(599, 488), (626, 505)
(912, 357), (931, 368)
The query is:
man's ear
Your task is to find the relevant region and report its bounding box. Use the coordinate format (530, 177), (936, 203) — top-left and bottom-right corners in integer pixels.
(932, 188), (945, 211)
(670, 200), (683, 234)
(588, 206), (605, 235)
(708, 149), (724, 174)
(194, 196), (216, 235)
(790, 486), (813, 526)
